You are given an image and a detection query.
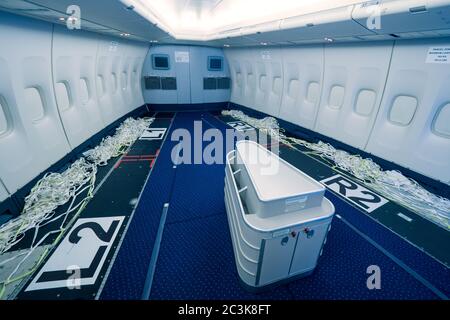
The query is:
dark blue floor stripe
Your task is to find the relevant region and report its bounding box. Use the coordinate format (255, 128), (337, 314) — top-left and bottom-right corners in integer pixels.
(99, 115), (180, 300)
(326, 191), (450, 297)
(335, 214), (447, 300)
(141, 203), (170, 300)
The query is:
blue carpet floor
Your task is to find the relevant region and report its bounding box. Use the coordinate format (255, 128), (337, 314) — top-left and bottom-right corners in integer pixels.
(101, 111), (449, 300)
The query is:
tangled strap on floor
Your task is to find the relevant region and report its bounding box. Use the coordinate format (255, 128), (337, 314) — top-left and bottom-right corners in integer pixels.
(222, 110), (450, 230)
(0, 116), (153, 299)
(85, 117), (154, 166)
(0, 158), (97, 255)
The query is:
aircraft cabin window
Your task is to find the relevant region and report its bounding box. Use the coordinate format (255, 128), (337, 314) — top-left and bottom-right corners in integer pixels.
(389, 95), (418, 126)
(433, 102), (450, 138)
(0, 96), (9, 135)
(24, 87), (45, 121)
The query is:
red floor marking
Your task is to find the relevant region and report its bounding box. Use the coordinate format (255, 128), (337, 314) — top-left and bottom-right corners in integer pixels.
(120, 159), (152, 163)
(114, 158), (123, 169)
(114, 151), (160, 169)
(123, 155), (151, 158)
(122, 155), (155, 160)
(115, 158), (156, 169)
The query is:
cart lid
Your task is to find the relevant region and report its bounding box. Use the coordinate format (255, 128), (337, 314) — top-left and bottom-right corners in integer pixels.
(236, 140), (325, 202)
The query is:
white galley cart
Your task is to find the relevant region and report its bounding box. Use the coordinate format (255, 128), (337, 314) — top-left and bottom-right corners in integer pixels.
(224, 140), (335, 291)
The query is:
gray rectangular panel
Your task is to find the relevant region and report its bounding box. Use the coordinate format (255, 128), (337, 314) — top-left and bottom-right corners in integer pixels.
(161, 77), (177, 90)
(217, 77), (231, 89)
(144, 76), (161, 90)
(203, 77), (217, 90)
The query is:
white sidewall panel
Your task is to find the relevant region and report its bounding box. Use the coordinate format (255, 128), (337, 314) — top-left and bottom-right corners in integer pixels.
(366, 39), (450, 184)
(225, 48), (262, 110)
(96, 37), (129, 123)
(0, 13), (71, 193)
(314, 42), (393, 149)
(128, 43), (148, 110)
(52, 26), (105, 148)
(279, 46), (324, 130)
(252, 48), (284, 117)
(118, 42), (148, 113)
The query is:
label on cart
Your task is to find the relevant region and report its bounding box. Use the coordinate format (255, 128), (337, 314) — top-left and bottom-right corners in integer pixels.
(284, 196), (307, 212)
(321, 174), (388, 213)
(272, 229), (290, 238)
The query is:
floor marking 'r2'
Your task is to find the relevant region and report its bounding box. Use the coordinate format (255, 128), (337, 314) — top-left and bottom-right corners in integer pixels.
(321, 174), (388, 213)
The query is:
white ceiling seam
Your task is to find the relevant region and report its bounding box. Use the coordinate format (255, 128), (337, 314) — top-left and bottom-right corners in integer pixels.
(1, 0), (450, 46)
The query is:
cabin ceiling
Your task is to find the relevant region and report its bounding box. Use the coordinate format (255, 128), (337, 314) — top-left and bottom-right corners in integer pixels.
(0, 0), (450, 46)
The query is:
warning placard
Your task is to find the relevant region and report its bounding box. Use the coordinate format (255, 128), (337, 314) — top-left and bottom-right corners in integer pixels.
(426, 46), (450, 64)
(175, 51), (189, 63)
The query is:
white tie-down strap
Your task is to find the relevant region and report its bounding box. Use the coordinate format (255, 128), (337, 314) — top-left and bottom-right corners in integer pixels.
(84, 117), (154, 166)
(222, 110), (450, 230)
(0, 116), (154, 299)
